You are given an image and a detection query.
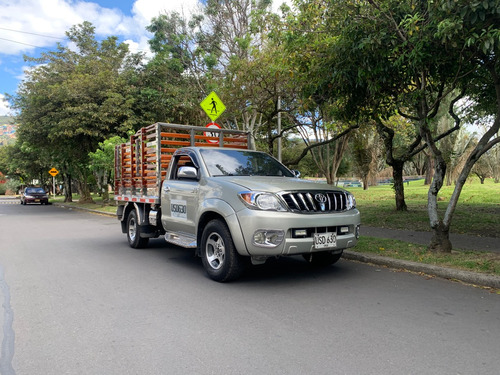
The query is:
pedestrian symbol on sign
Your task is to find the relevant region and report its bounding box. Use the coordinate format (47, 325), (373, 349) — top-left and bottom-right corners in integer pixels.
(210, 97), (218, 114)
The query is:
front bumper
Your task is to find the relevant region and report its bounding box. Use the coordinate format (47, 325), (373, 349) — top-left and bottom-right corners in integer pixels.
(234, 208), (361, 256)
(23, 197), (49, 204)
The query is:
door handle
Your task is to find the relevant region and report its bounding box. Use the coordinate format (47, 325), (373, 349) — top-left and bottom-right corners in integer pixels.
(163, 185), (170, 192)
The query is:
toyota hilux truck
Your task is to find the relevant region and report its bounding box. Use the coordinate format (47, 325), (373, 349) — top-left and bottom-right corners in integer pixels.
(115, 123), (360, 282)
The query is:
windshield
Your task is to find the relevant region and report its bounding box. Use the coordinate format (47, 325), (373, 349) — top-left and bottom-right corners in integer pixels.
(200, 149), (294, 177)
(26, 188), (46, 194)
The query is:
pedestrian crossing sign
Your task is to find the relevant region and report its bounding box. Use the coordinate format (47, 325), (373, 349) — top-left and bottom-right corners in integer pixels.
(200, 91), (226, 121)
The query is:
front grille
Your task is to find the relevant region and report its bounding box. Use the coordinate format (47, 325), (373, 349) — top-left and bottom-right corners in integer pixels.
(280, 191), (349, 213)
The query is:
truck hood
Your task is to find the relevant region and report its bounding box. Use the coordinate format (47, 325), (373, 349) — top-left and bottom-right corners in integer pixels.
(220, 176), (347, 193)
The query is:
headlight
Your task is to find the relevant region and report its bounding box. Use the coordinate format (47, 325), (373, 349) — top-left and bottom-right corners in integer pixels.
(239, 191), (288, 211)
(346, 193), (356, 210)
(24, 195), (34, 199)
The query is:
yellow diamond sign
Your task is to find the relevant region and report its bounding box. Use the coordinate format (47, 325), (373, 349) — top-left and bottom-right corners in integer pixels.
(200, 91), (226, 122)
(48, 168), (59, 177)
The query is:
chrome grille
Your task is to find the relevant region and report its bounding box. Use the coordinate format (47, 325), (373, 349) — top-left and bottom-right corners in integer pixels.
(280, 191), (349, 213)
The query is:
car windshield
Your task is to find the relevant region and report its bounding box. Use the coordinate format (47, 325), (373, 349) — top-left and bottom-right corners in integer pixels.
(200, 149), (294, 177)
(26, 188), (46, 194)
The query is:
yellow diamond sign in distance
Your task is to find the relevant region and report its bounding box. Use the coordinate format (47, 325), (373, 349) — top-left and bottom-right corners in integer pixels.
(48, 168), (59, 177)
(200, 91), (226, 122)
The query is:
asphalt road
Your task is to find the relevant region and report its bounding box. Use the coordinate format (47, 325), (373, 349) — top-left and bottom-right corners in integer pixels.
(0, 201), (499, 375)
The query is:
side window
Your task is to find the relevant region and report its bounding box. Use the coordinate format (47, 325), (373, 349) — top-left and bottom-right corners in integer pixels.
(175, 155), (198, 180)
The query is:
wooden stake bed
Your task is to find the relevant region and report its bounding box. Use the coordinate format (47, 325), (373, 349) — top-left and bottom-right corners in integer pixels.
(114, 123), (250, 204)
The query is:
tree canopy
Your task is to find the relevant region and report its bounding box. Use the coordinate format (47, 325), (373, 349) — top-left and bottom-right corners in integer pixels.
(9, 22), (142, 202)
(4, 1), (500, 252)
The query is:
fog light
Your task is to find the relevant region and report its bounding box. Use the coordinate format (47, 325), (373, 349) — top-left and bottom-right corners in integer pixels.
(253, 230), (285, 248)
(340, 226), (349, 234)
(293, 229), (307, 237)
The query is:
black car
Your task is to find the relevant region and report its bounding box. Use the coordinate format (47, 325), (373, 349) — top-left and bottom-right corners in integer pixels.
(21, 187), (49, 205)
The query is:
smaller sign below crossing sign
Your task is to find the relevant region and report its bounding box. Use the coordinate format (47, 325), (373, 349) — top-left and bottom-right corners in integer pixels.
(204, 123), (221, 144)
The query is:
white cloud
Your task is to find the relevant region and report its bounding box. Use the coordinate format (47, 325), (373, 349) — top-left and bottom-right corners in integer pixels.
(0, 0), (293, 96)
(0, 0), (77, 55)
(0, 94), (11, 116)
(131, 0), (200, 28)
(0, 0), (292, 55)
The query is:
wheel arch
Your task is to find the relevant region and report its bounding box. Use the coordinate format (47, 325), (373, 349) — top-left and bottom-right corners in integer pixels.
(196, 201), (249, 257)
(196, 211), (225, 256)
(119, 202), (149, 234)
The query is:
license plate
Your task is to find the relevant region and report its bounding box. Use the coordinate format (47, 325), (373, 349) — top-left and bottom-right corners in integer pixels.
(314, 232), (337, 249)
(35, 199), (40, 202)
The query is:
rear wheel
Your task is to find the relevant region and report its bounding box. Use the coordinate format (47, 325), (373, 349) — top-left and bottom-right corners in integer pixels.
(303, 250), (343, 267)
(201, 219), (244, 282)
(127, 210), (149, 249)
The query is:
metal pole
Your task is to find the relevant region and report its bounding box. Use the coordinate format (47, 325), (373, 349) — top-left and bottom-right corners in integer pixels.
(277, 96), (282, 162)
(53, 175), (56, 199)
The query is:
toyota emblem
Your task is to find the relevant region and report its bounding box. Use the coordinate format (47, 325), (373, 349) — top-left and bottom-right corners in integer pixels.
(315, 193), (327, 211)
(314, 193), (327, 203)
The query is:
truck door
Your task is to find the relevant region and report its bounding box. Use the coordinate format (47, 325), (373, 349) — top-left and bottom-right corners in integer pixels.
(161, 154), (200, 236)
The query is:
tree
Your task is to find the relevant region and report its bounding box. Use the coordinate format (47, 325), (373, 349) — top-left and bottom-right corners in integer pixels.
(471, 156), (490, 184)
(286, 0), (499, 252)
(375, 116), (423, 210)
(9, 22), (141, 203)
(0, 142), (50, 186)
(89, 136), (126, 203)
(139, 12), (208, 125)
(351, 124), (381, 190)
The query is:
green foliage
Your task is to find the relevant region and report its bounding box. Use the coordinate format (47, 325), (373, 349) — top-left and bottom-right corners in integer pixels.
(9, 22), (141, 201)
(89, 136), (126, 179)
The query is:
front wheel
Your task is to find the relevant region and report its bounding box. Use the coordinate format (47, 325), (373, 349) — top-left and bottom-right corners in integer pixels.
(127, 210), (149, 249)
(303, 250), (343, 267)
(201, 219), (244, 282)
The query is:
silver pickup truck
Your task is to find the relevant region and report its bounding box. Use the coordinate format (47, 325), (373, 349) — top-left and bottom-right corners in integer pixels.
(115, 123), (360, 282)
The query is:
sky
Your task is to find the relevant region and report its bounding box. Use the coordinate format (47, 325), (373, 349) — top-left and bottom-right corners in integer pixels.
(0, 0), (290, 116)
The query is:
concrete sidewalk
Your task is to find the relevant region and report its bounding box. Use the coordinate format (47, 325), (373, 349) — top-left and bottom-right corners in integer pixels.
(362, 226), (500, 253)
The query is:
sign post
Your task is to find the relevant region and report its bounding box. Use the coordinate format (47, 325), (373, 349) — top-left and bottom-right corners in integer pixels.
(48, 168), (59, 198)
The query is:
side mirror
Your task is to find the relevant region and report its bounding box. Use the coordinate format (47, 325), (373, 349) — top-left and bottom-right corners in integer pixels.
(292, 169), (301, 178)
(178, 166), (198, 180)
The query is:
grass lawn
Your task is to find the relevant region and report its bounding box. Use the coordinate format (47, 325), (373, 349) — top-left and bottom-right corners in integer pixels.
(356, 237), (500, 276)
(51, 194), (118, 214)
(349, 178), (500, 238)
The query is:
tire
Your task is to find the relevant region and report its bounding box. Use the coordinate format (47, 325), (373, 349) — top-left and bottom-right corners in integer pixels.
(303, 250), (343, 267)
(201, 219), (244, 282)
(126, 210), (149, 249)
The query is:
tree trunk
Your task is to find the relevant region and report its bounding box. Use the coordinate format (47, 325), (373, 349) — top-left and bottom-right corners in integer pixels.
(63, 173), (73, 203)
(392, 161), (407, 211)
(424, 153), (434, 185)
(76, 169), (94, 203)
(421, 117), (453, 253)
(428, 222), (452, 252)
(102, 172), (109, 203)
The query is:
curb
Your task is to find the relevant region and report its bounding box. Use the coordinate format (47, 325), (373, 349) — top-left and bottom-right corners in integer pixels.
(54, 203), (116, 218)
(343, 250), (500, 289)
